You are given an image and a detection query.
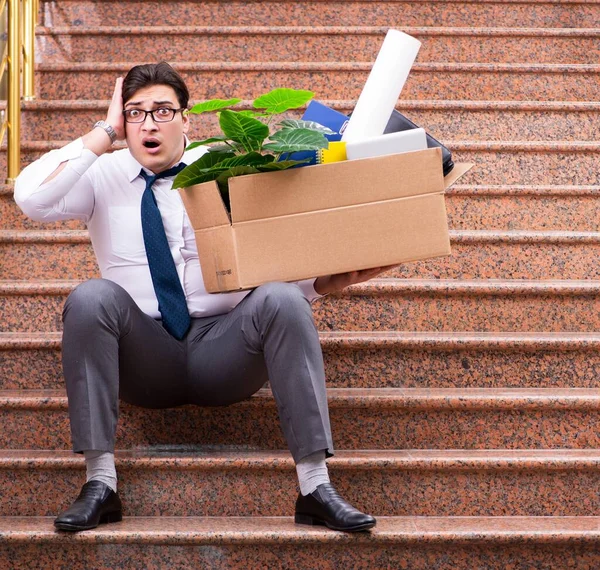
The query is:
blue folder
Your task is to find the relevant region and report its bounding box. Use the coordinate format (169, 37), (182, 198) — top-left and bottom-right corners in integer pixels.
(287, 101), (349, 166)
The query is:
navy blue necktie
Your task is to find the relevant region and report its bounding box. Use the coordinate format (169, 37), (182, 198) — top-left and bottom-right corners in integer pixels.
(140, 163), (190, 340)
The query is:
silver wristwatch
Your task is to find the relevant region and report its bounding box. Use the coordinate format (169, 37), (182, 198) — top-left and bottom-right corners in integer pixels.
(93, 120), (117, 144)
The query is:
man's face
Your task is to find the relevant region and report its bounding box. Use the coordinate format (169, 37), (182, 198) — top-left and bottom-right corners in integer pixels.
(124, 84), (189, 174)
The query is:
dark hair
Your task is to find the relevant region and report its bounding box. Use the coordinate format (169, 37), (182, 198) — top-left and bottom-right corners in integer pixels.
(122, 62), (190, 108)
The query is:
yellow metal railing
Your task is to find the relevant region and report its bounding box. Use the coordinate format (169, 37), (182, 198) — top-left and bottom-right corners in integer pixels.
(1, 0), (37, 182)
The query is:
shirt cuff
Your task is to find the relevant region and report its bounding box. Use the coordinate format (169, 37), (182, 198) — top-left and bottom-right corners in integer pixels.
(297, 278), (325, 303)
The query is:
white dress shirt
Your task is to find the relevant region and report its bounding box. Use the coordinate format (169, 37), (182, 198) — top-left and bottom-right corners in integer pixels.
(14, 138), (321, 318)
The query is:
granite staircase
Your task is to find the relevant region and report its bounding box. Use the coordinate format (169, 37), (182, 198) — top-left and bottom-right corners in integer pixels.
(1, 0), (600, 567)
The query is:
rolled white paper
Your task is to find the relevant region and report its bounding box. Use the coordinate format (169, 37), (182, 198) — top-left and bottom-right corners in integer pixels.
(342, 29), (421, 144)
(346, 128), (428, 160)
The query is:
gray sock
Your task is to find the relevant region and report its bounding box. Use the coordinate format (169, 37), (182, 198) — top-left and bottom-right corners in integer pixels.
(84, 450), (117, 493)
(296, 451), (330, 496)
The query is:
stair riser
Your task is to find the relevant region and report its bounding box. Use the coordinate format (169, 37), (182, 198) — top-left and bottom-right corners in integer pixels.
(327, 345), (600, 389)
(34, 69), (599, 102)
(5, 464), (600, 516)
(0, 196), (84, 229)
(6, 541), (600, 570)
(316, 294), (600, 332)
(5, 343), (600, 390)
(447, 195), (600, 232)
(5, 148), (599, 194)
(0, 242), (100, 280)
(41, 1), (600, 28)
(3, 241), (600, 280)
(5, 406), (600, 450)
(457, 149), (600, 186)
(5, 191), (600, 232)
(5, 341), (600, 390)
(18, 107), (600, 142)
(37, 32), (599, 65)
(5, 291), (600, 333)
(390, 242), (600, 280)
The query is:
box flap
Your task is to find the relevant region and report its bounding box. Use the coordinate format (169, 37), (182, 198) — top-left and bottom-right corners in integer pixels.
(228, 148), (445, 223)
(443, 162), (474, 189)
(178, 181), (230, 230)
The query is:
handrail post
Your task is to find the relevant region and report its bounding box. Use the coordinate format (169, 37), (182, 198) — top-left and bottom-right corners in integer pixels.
(6, 0), (20, 182)
(22, 0), (35, 100)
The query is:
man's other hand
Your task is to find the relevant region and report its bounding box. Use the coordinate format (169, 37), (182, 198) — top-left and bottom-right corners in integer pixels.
(314, 265), (397, 295)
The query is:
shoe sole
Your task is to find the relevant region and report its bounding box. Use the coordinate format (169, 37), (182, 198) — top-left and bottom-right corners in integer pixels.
(295, 513), (376, 532)
(54, 510), (123, 532)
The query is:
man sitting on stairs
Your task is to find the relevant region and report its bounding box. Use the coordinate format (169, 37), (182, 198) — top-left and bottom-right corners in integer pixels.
(14, 62), (385, 533)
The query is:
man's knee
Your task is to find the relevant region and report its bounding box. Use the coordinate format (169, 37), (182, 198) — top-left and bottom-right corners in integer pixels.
(252, 281), (310, 320)
(63, 279), (126, 325)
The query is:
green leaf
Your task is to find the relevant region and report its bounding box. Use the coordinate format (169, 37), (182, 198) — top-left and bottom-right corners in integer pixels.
(262, 128), (328, 153)
(207, 152), (272, 171)
(208, 143), (244, 153)
(172, 151), (235, 189)
(217, 165), (260, 185)
(186, 137), (228, 151)
(188, 98), (241, 115)
(219, 110), (270, 152)
(253, 88), (314, 114)
(257, 159), (311, 171)
(175, 169), (224, 188)
(185, 142), (205, 151)
(277, 119), (335, 135)
(237, 110), (269, 118)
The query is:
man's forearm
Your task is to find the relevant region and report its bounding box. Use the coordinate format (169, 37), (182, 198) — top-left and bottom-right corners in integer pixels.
(42, 127), (113, 185)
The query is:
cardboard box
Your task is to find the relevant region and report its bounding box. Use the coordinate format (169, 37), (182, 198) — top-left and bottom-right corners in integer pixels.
(179, 148), (472, 293)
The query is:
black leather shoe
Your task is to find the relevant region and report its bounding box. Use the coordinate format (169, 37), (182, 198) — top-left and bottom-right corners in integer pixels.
(295, 483), (376, 532)
(54, 481), (122, 532)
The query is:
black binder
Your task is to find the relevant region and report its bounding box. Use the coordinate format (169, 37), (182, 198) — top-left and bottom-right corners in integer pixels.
(384, 110), (454, 176)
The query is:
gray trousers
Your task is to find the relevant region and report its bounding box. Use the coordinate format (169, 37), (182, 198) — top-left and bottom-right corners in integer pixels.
(61, 278), (334, 463)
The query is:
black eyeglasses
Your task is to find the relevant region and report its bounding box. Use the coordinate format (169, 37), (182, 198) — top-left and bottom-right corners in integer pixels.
(122, 107), (185, 124)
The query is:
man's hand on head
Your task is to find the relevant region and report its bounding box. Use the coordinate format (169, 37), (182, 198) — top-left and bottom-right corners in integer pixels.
(81, 77), (126, 157)
(106, 77), (126, 141)
(313, 265), (398, 296)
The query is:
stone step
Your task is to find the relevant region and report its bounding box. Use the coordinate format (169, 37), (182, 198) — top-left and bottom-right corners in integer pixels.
(4, 449), (600, 516)
(33, 62), (600, 102)
(3, 515), (600, 569)
(4, 331), (600, 390)
(36, 26), (600, 64)
(3, 185), (600, 234)
(320, 279), (600, 332)
(453, 141), (600, 186)
(40, 0), (600, 28)
(4, 387), (600, 450)
(15, 99), (600, 142)
(5, 279), (600, 333)
(445, 185), (600, 232)
(0, 230), (99, 280)
(5, 182), (600, 232)
(3, 230), (600, 280)
(5, 139), (600, 190)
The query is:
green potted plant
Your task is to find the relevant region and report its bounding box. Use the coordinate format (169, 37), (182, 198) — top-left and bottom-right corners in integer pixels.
(172, 88), (333, 211)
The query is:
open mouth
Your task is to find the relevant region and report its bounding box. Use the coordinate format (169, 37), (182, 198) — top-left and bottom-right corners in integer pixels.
(143, 141), (160, 149)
